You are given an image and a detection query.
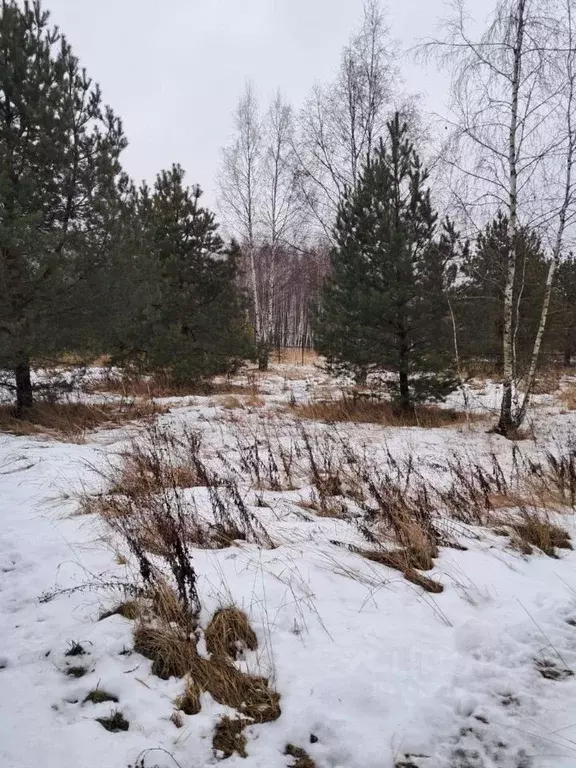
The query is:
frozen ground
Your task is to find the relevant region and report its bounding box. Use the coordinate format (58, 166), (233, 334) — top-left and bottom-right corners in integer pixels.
(1, 364), (576, 768)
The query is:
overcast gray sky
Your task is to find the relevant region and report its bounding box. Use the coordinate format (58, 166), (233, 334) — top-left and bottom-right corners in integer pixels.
(43, 0), (483, 208)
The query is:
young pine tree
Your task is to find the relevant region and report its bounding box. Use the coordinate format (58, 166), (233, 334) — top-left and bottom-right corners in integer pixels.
(549, 256), (576, 367)
(456, 213), (548, 373)
(0, 0), (127, 415)
(120, 165), (251, 382)
(315, 114), (458, 409)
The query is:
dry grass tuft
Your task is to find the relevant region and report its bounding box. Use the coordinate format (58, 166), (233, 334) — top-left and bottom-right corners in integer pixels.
(487, 491), (529, 510)
(134, 603), (280, 723)
(376, 509), (439, 571)
(272, 347), (319, 366)
(560, 386), (576, 411)
(221, 395), (246, 410)
(531, 368), (561, 395)
(175, 677), (202, 715)
(110, 451), (200, 498)
(91, 425), (273, 561)
(212, 716), (249, 759)
(75, 494), (123, 518)
(133, 623), (198, 680)
(298, 495), (347, 519)
(285, 744), (317, 768)
(0, 401), (161, 441)
(148, 581), (195, 628)
(96, 710), (129, 732)
(83, 688), (118, 705)
(509, 511), (571, 557)
(99, 600), (141, 621)
(360, 548), (444, 593)
(205, 607), (258, 660)
(201, 658), (281, 723)
(218, 393), (265, 409)
(291, 397), (482, 428)
(462, 360), (501, 380)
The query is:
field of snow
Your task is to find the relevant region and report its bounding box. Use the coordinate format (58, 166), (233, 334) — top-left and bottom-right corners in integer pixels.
(2, 364), (576, 768)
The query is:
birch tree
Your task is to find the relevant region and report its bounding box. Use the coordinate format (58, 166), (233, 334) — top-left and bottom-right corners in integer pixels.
(218, 82), (266, 365)
(296, 0), (397, 237)
(258, 92), (306, 366)
(517, 0), (576, 423)
(219, 86), (306, 369)
(427, 0), (576, 435)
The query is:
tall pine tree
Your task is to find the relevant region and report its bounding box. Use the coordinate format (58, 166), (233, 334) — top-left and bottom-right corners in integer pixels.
(0, 0), (126, 414)
(315, 114), (458, 409)
(115, 165), (251, 382)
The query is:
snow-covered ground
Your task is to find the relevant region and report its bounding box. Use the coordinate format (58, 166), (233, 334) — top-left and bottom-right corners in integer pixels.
(2, 365), (576, 768)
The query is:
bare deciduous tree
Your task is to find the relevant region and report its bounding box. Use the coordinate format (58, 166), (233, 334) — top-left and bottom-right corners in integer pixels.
(296, 0), (397, 237)
(218, 82), (265, 365)
(259, 92), (308, 366)
(518, 0), (576, 423)
(219, 86), (308, 369)
(427, 0), (576, 435)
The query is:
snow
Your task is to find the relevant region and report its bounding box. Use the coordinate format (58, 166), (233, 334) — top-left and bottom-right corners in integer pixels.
(2, 366), (576, 768)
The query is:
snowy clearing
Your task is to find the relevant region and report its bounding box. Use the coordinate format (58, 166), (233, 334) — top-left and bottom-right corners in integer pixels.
(2, 364), (576, 768)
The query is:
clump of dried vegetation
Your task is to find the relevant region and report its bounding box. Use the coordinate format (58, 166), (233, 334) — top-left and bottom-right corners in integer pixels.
(96, 710), (129, 732)
(116, 580), (279, 756)
(289, 394), (486, 428)
(221, 421), (574, 595)
(132, 599), (280, 724)
(230, 424), (301, 491)
(85, 368), (259, 401)
(205, 606), (258, 660)
(81, 425), (274, 557)
(318, 443), (448, 593)
(509, 512), (572, 556)
(285, 743), (317, 768)
(430, 445), (574, 557)
(83, 423), (280, 756)
(530, 367), (562, 395)
(0, 400), (161, 441)
(83, 687), (118, 705)
(272, 347), (319, 366)
(213, 716), (249, 758)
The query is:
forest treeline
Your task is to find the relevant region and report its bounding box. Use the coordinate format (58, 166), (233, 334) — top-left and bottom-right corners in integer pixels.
(1, 0), (576, 435)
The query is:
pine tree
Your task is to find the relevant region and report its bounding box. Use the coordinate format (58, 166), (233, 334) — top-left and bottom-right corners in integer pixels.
(549, 257), (576, 366)
(118, 165), (251, 382)
(315, 114), (458, 409)
(455, 213), (548, 372)
(0, 0), (126, 414)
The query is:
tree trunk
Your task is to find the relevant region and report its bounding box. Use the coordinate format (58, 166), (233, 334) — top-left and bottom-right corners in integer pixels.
(257, 341), (269, 371)
(15, 358), (33, 418)
(497, 0), (526, 437)
(398, 369), (410, 411)
(516, 258), (557, 425)
(564, 347), (572, 367)
(498, 376), (514, 436)
(355, 366), (368, 386)
(515, 11), (575, 428)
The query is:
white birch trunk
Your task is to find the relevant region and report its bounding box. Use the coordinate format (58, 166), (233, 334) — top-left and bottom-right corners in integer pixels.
(498, 0), (526, 435)
(515, 0), (576, 427)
